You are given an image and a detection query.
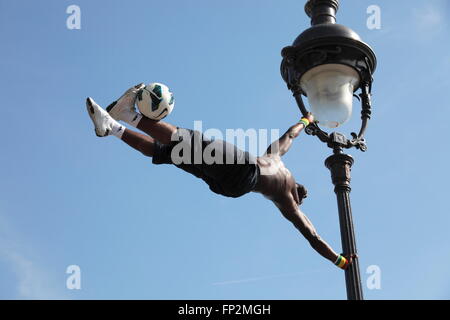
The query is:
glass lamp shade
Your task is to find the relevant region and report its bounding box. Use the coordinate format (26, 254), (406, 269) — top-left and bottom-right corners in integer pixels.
(300, 64), (360, 128)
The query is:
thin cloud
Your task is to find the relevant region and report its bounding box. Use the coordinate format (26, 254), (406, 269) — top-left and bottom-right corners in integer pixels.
(212, 269), (327, 286)
(0, 215), (67, 299)
(412, 2), (446, 34)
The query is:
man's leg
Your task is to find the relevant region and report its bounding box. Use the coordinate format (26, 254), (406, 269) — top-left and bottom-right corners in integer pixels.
(121, 129), (155, 157)
(136, 117), (177, 145)
(87, 97), (155, 158)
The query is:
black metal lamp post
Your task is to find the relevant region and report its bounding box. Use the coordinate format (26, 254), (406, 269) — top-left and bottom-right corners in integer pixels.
(280, 0), (376, 300)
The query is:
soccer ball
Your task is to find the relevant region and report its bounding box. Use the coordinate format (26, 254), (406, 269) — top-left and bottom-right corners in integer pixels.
(136, 83), (175, 120)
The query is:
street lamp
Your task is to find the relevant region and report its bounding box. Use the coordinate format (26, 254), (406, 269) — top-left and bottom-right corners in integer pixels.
(280, 0), (376, 300)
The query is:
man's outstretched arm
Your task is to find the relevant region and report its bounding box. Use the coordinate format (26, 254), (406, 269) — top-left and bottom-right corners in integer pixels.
(265, 113), (314, 156)
(275, 198), (339, 263)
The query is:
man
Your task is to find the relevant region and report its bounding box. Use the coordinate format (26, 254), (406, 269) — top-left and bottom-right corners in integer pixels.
(86, 83), (354, 270)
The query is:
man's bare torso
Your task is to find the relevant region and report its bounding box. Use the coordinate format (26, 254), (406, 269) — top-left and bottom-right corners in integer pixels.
(254, 154), (299, 207)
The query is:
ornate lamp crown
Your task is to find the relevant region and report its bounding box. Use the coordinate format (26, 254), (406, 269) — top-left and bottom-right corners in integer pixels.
(280, 0), (377, 152)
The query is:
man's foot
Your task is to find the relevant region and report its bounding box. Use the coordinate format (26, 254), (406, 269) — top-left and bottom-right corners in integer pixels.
(86, 97), (124, 137)
(106, 83), (145, 121)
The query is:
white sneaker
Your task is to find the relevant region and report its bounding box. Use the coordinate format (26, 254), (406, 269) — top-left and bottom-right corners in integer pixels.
(106, 83), (145, 121)
(86, 97), (122, 137)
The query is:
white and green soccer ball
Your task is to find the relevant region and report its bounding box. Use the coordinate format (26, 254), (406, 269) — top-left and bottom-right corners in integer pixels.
(136, 83), (175, 120)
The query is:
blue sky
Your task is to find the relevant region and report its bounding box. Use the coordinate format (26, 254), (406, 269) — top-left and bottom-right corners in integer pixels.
(0, 0), (449, 299)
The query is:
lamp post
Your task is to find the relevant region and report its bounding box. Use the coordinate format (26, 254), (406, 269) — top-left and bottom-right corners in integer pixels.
(280, 0), (376, 300)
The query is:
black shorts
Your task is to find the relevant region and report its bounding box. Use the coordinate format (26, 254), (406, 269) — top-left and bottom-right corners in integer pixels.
(152, 128), (260, 198)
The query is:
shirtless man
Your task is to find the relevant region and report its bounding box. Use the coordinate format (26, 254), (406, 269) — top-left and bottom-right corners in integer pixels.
(86, 83), (353, 270)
